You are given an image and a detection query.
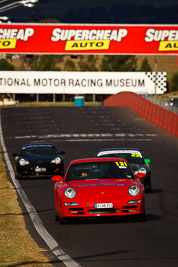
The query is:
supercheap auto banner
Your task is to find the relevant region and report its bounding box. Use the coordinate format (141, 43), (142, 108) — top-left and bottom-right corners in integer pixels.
(0, 23), (178, 54)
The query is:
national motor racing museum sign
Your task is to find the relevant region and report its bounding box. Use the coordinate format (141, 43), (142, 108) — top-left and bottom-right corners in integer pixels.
(0, 23), (178, 54)
(0, 71), (167, 95)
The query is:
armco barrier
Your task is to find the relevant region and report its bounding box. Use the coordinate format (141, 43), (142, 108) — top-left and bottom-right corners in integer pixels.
(103, 92), (178, 137)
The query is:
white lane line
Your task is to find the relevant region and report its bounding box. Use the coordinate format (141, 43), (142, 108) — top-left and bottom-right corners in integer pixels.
(61, 139), (152, 142)
(0, 109), (81, 267)
(14, 133), (158, 139)
(35, 139), (152, 143)
(24, 138), (151, 142)
(14, 137), (152, 142)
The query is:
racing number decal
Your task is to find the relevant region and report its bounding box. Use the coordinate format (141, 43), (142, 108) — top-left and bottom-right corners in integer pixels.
(131, 153), (140, 157)
(0, 39), (17, 49)
(115, 161), (127, 168)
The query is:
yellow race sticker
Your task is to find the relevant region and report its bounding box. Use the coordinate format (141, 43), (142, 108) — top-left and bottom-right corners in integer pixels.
(0, 39), (17, 49)
(115, 161), (128, 168)
(131, 153), (140, 157)
(65, 39), (110, 51)
(159, 41), (178, 51)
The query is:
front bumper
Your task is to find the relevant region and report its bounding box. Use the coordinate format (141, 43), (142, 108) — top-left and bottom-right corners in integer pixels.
(59, 200), (145, 219)
(16, 164), (64, 178)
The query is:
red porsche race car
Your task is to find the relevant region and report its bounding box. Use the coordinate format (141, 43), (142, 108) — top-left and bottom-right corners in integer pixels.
(51, 158), (145, 223)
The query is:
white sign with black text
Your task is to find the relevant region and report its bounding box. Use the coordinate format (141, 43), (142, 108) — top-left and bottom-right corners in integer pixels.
(0, 71), (167, 94)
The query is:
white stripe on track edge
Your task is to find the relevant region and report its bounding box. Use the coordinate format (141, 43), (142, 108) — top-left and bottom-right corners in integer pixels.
(0, 109), (81, 267)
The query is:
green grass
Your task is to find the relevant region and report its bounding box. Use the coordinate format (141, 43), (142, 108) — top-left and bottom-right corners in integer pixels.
(1, 101), (102, 108)
(0, 146), (53, 267)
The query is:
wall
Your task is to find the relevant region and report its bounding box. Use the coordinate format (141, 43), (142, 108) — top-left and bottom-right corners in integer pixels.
(103, 92), (178, 137)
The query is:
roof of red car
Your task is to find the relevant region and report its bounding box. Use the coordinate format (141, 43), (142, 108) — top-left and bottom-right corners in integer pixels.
(69, 157), (128, 165)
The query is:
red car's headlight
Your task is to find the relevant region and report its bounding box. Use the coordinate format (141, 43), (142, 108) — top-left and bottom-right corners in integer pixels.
(128, 185), (140, 196)
(64, 188), (76, 199)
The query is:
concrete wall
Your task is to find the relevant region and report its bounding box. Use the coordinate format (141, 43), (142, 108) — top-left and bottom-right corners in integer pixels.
(103, 92), (178, 137)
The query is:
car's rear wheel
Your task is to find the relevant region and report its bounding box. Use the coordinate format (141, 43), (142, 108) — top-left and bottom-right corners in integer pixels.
(147, 187), (152, 193)
(146, 182), (152, 193)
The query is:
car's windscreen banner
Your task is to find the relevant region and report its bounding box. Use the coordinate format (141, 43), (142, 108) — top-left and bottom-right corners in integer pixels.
(0, 71), (167, 94)
(0, 23), (178, 54)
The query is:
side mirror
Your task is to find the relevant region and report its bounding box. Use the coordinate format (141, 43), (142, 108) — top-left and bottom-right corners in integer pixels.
(51, 175), (63, 182)
(144, 158), (151, 167)
(58, 151), (65, 155)
(12, 153), (19, 157)
(144, 158), (151, 164)
(135, 173), (146, 179)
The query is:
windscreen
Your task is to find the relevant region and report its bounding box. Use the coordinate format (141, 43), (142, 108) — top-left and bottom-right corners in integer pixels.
(65, 161), (134, 182)
(98, 151), (144, 166)
(21, 145), (57, 157)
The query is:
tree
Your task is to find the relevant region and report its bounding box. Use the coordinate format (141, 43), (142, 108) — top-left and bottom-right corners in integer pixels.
(139, 57), (152, 71)
(39, 19), (61, 23)
(31, 55), (61, 71)
(64, 59), (76, 71)
(20, 55), (36, 71)
(0, 59), (15, 70)
(170, 71), (178, 92)
(100, 55), (137, 71)
(78, 55), (99, 71)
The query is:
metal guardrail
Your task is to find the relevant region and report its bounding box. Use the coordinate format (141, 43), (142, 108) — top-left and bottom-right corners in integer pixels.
(143, 95), (178, 114)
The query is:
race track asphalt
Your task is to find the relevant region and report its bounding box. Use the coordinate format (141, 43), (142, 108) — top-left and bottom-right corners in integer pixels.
(1, 106), (178, 267)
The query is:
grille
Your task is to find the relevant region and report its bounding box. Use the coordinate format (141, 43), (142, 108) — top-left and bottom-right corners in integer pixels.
(122, 205), (138, 213)
(68, 208), (85, 215)
(30, 159), (51, 166)
(88, 208), (119, 214)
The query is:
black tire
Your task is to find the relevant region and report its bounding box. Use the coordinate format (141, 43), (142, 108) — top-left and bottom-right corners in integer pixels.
(147, 187), (152, 193)
(135, 212), (145, 222)
(15, 173), (22, 180)
(59, 218), (65, 224)
(55, 213), (59, 221)
(59, 215), (66, 224)
(57, 210), (66, 224)
(146, 183), (152, 193)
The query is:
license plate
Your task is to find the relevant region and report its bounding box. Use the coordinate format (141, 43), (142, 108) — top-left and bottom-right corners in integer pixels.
(35, 167), (46, 172)
(94, 203), (113, 209)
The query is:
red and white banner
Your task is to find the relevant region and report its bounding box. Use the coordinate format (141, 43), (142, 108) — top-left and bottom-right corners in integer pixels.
(0, 23), (178, 55)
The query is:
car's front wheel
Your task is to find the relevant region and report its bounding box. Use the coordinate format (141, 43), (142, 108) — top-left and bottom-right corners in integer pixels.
(15, 173), (23, 180)
(55, 210), (66, 224)
(135, 211), (145, 222)
(55, 213), (59, 221)
(59, 216), (65, 224)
